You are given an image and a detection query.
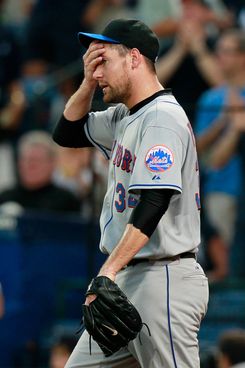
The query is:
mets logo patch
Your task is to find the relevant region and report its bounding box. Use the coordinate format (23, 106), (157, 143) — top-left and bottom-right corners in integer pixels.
(145, 145), (174, 173)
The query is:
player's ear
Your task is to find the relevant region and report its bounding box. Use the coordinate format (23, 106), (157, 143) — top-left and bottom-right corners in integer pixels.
(130, 48), (142, 69)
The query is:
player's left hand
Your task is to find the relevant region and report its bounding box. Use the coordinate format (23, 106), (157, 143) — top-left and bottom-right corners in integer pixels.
(82, 276), (143, 356)
(85, 271), (116, 305)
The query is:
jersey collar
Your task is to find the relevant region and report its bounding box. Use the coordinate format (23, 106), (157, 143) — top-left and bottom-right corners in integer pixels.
(129, 89), (172, 116)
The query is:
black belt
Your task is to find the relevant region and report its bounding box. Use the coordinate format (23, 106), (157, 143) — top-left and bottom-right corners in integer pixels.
(127, 251), (196, 267)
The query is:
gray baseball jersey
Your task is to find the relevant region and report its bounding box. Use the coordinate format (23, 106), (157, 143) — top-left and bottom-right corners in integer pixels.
(84, 92), (201, 258)
(66, 91), (208, 368)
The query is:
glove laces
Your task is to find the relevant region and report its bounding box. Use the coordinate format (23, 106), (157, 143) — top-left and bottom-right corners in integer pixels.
(76, 323), (93, 355)
(138, 322), (152, 345)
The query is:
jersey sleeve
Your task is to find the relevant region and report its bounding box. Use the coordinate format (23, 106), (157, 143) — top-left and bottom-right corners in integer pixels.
(84, 104), (127, 159)
(129, 126), (185, 194)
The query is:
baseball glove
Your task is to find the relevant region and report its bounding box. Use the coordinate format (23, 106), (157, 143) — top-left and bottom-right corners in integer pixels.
(82, 276), (143, 357)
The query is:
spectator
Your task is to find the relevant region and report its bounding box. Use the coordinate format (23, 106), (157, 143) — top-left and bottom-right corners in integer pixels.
(189, 0), (234, 36)
(135, 0), (233, 51)
(53, 146), (93, 200)
(0, 58), (62, 192)
(53, 147), (110, 219)
(0, 2), (24, 191)
(207, 77), (245, 277)
(0, 3), (22, 93)
(217, 329), (245, 368)
(16, 58), (59, 136)
(200, 209), (229, 283)
(156, 18), (226, 87)
(49, 336), (77, 368)
(134, 0), (182, 51)
(0, 55), (60, 193)
(0, 130), (81, 215)
(155, 0), (233, 123)
(53, 146), (94, 219)
(194, 29), (245, 249)
(24, 0), (91, 67)
(11, 60), (82, 141)
(92, 150), (109, 218)
(82, 0), (134, 34)
(0, 0), (36, 44)
(49, 75), (83, 132)
(0, 81), (26, 191)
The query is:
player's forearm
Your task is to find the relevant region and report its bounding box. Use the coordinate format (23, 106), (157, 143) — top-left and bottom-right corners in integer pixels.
(64, 80), (96, 121)
(98, 224), (149, 280)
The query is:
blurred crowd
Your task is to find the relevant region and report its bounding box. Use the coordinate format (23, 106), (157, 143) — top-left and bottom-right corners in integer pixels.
(0, 0), (245, 365)
(0, 1), (244, 259)
(1, 0), (245, 279)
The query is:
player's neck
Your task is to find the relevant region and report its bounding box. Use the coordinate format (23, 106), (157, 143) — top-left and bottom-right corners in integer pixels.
(126, 76), (164, 110)
(129, 89), (171, 115)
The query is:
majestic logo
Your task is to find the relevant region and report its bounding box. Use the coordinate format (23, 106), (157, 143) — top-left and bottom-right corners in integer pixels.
(152, 175), (161, 180)
(145, 145), (174, 173)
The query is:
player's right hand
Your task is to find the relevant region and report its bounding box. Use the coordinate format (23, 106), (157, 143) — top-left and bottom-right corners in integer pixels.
(83, 42), (105, 89)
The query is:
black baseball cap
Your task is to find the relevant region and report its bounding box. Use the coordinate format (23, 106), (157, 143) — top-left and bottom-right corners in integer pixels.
(78, 19), (159, 63)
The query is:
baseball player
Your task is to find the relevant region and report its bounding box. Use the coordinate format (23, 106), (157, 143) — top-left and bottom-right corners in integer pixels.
(53, 18), (209, 368)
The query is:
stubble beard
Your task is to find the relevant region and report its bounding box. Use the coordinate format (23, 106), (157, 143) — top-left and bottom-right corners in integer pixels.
(103, 73), (132, 105)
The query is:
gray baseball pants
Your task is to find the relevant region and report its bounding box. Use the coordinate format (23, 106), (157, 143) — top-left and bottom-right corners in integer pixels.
(65, 257), (209, 368)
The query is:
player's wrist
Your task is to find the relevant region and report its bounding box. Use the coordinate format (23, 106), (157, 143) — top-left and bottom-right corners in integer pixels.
(98, 267), (117, 281)
(82, 78), (97, 94)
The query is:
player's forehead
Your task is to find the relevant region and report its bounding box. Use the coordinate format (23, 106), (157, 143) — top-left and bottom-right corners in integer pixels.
(101, 42), (129, 58)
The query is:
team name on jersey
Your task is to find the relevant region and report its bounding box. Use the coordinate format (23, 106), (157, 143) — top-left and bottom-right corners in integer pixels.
(112, 142), (136, 174)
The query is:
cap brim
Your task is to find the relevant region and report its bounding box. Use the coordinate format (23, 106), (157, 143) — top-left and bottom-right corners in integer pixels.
(78, 32), (120, 48)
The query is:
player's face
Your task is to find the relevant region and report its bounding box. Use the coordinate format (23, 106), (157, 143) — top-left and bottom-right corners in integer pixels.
(93, 44), (133, 105)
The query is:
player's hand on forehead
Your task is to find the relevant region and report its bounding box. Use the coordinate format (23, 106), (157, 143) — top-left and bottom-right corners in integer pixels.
(83, 42), (105, 85)
(83, 42), (105, 68)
